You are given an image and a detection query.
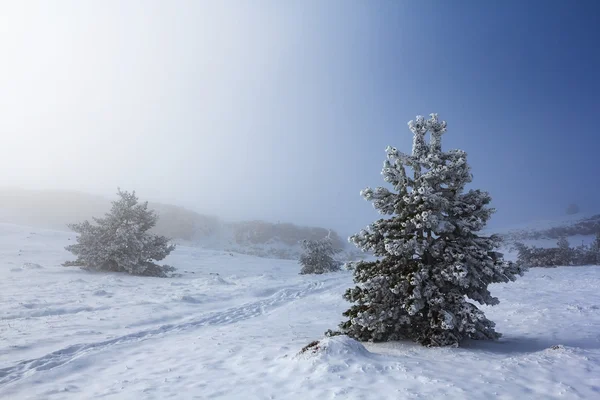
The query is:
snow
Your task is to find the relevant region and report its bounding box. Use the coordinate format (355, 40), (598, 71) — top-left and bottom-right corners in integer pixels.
(1, 222), (600, 399)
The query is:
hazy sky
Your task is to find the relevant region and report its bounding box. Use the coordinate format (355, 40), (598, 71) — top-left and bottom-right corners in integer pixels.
(1, 1), (599, 235)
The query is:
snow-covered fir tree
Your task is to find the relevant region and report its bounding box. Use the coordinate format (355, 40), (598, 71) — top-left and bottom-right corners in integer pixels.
(66, 189), (176, 277)
(299, 235), (343, 275)
(337, 114), (525, 347)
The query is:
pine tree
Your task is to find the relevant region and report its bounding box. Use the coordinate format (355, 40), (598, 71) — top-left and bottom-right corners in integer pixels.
(337, 114), (524, 347)
(299, 235), (343, 275)
(573, 242), (593, 266)
(557, 236), (572, 265)
(513, 242), (533, 267)
(593, 232), (600, 265)
(65, 189), (176, 277)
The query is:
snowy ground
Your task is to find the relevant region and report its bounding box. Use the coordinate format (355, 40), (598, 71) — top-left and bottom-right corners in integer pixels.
(1, 222), (600, 399)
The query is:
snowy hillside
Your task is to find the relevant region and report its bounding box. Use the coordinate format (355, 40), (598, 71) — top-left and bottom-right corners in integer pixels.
(1, 222), (600, 399)
(492, 212), (600, 245)
(0, 188), (349, 261)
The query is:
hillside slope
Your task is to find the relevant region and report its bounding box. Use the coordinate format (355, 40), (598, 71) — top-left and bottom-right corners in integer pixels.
(1, 222), (599, 399)
(0, 188), (347, 260)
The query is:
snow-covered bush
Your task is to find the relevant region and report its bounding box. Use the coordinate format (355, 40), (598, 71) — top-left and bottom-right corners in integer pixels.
(65, 189), (176, 277)
(299, 236), (343, 274)
(337, 113), (524, 347)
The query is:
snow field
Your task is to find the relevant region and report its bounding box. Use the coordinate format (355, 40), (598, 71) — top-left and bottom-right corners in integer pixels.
(1, 223), (600, 399)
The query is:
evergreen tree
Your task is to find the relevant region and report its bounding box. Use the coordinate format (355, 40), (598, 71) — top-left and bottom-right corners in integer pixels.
(573, 242), (594, 266)
(557, 236), (572, 265)
(513, 242), (534, 267)
(66, 189), (176, 277)
(337, 114), (524, 347)
(593, 232), (600, 265)
(299, 235), (343, 275)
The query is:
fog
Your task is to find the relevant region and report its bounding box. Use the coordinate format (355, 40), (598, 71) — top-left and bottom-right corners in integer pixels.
(1, 1), (599, 236)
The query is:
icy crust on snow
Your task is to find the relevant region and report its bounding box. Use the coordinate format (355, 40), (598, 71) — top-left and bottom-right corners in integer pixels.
(1, 222), (600, 399)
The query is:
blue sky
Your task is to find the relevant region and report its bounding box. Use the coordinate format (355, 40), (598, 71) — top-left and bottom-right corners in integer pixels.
(1, 1), (598, 235)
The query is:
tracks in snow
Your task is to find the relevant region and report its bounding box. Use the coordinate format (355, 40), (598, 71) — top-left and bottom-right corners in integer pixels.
(0, 278), (343, 387)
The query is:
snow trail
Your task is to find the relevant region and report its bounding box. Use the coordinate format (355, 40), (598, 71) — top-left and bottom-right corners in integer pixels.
(0, 279), (342, 386)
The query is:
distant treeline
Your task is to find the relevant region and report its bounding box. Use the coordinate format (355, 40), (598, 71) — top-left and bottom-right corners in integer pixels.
(502, 214), (600, 242)
(231, 220), (344, 250)
(514, 235), (600, 268)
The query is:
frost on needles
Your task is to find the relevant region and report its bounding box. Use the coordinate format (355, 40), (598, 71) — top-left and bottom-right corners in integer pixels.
(338, 114), (525, 347)
(65, 189), (176, 277)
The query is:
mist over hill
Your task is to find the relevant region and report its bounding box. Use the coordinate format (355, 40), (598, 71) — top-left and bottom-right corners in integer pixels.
(0, 188), (347, 260)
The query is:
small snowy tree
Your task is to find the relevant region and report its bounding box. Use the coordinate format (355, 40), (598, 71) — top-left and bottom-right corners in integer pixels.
(573, 242), (594, 265)
(65, 189), (176, 277)
(337, 114), (524, 347)
(299, 235), (343, 275)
